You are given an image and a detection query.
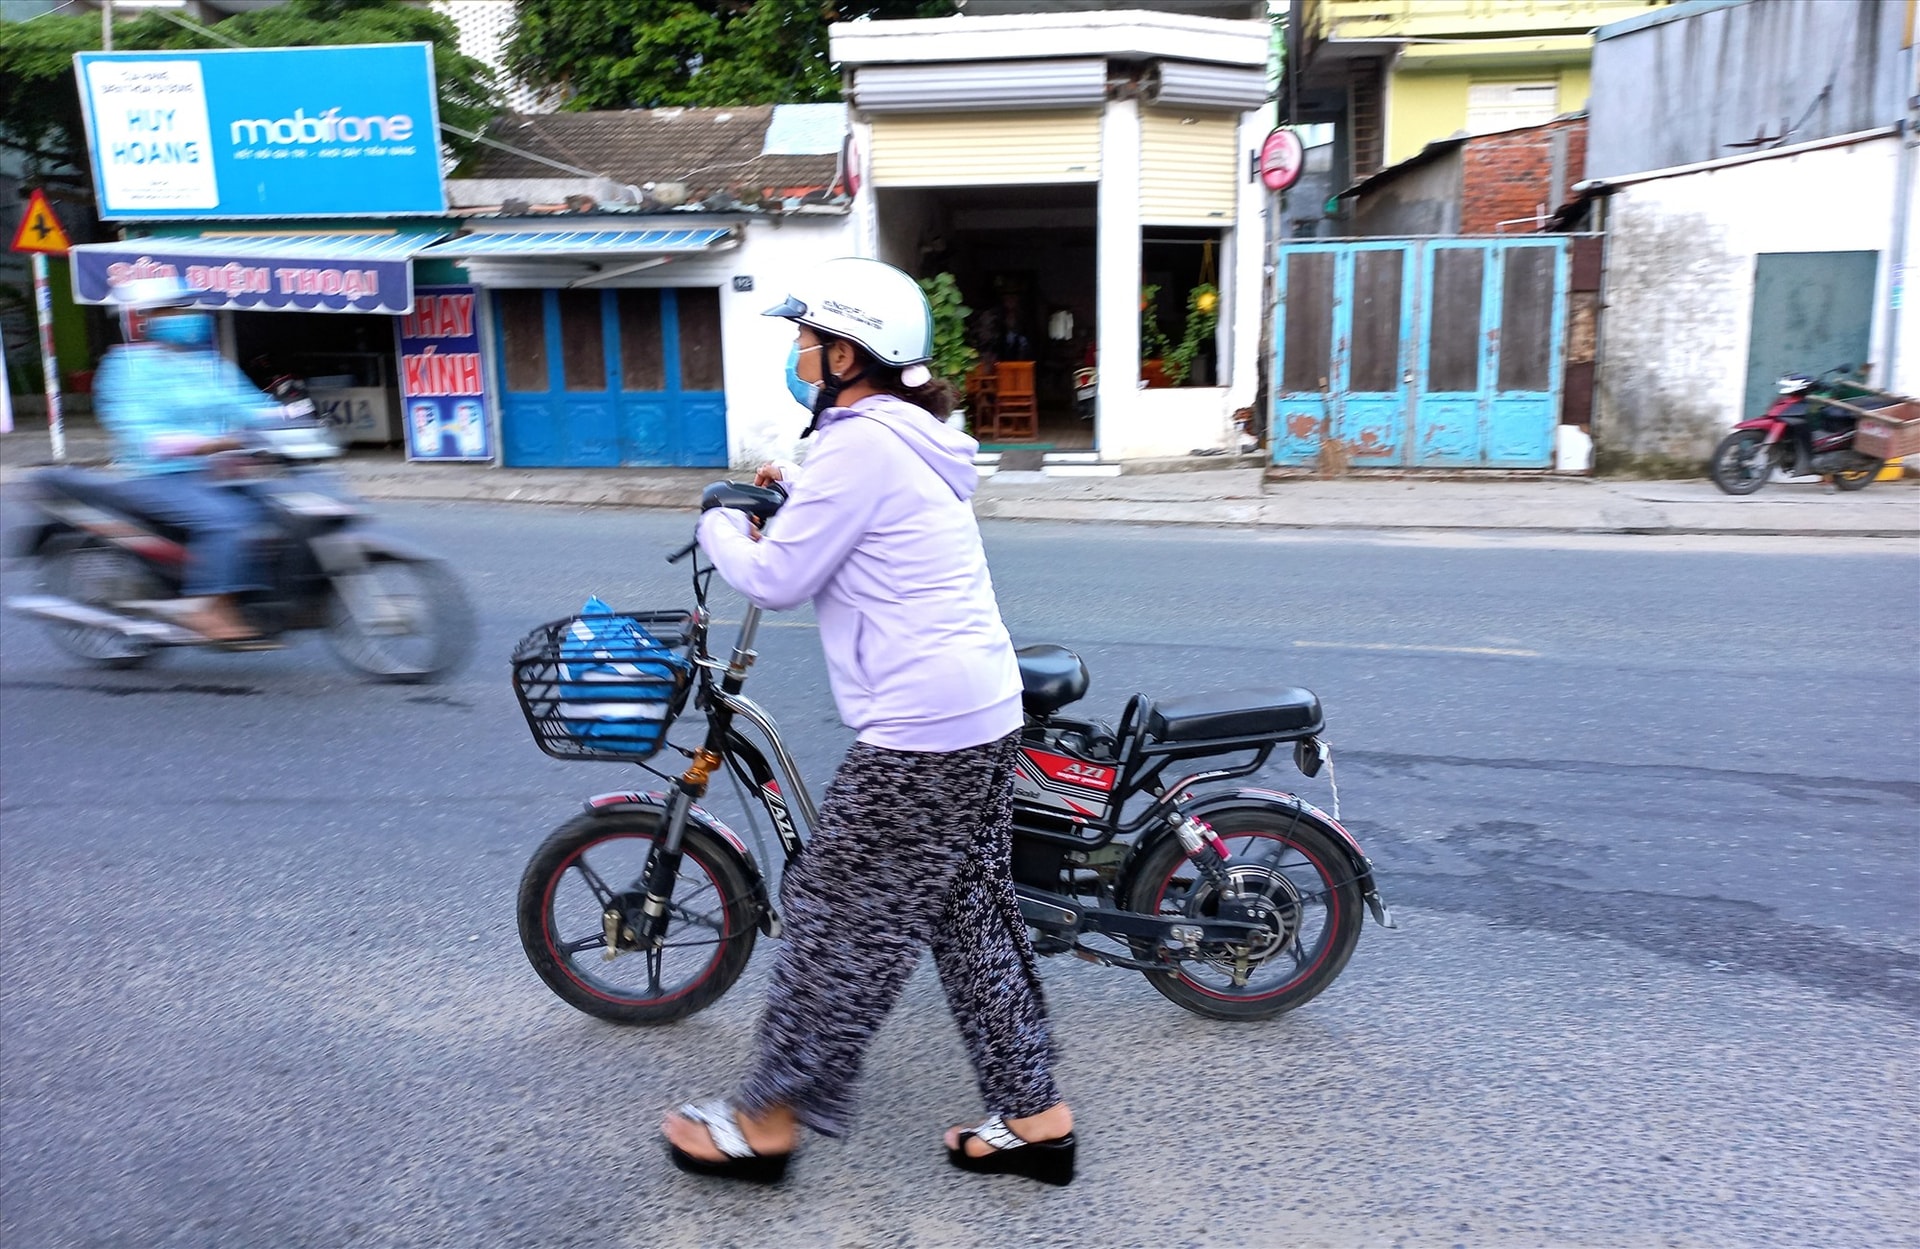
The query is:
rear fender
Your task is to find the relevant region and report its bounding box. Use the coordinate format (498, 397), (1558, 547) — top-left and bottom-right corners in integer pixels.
(583, 791), (778, 936)
(1120, 787), (1392, 928)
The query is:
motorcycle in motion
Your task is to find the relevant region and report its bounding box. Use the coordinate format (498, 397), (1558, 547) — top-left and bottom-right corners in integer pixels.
(511, 482), (1392, 1024)
(8, 422), (473, 682)
(1710, 369), (1894, 495)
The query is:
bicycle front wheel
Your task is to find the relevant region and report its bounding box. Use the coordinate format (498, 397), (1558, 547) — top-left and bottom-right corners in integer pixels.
(517, 809), (758, 1024)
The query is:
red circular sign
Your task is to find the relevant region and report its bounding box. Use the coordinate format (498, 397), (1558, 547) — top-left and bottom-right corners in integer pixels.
(1259, 128), (1305, 192)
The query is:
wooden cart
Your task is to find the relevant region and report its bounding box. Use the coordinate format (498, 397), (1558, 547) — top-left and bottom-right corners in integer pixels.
(1820, 389), (1920, 462)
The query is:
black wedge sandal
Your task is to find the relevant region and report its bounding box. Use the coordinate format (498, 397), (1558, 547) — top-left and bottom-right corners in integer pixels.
(666, 1100), (793, 1185)
(946, 1115), (1076, 1186)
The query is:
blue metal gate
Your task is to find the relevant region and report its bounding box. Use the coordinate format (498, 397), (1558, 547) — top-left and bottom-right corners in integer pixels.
(495, 286), (728, 468)
(1272, 237), (1572, 469)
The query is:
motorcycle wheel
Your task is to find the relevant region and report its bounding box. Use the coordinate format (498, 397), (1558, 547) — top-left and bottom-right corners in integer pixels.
(517, 810), (758, 1024)
(38, 539), (159, 670)
(1125, 807), (1364, 1021)
(1831, 458), (1884, 492)
(1709, 430), (1775, 495)
(323, 553), (474, 684)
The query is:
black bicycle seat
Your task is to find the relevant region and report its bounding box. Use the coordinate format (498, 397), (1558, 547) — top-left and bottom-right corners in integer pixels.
(700, 480), (787, 522)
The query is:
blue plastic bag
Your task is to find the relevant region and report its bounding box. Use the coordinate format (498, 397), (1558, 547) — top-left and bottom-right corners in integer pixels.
(556, 596), (689, 755)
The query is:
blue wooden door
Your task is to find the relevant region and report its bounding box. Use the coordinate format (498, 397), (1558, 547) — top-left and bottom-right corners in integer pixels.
(1273, 237), (1569, 469)
(498, 286), (728, 468)
(1485, 241), (1565, 466)
(1412, 242), (1492, 466)
(1337, 242), (1415, 465)
(1271, 245), (1340, 464)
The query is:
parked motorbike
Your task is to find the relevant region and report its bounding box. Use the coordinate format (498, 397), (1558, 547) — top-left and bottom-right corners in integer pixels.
(511, 482), (1392, 1026)
(7, 423), (474, 682)
(250, 356), (346, 451)
(1710, 369), (1890, 495)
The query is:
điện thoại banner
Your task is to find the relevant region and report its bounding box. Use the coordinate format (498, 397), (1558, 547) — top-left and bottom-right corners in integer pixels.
(73, 44), (446, 220)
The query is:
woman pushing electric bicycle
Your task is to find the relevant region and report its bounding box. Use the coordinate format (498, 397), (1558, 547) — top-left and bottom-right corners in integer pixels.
(659, 259), (1077, 1186)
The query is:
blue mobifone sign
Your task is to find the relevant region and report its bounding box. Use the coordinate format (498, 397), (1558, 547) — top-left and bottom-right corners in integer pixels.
(74, 45), (447, 220)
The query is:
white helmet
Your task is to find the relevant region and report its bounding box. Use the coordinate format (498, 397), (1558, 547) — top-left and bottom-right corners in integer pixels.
(764, 257), (934, 371)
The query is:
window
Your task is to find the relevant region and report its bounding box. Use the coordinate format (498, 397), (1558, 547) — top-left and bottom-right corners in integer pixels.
(677, 288), (724, 391)
(616, 290), (665, 391)
(499, 290), (548, 393)
(1466, 81), (1559, 135)
(558, 291), (606, 391)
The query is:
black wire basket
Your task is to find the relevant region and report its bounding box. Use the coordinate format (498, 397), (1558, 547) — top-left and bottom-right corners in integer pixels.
(511, 610), (697, 763)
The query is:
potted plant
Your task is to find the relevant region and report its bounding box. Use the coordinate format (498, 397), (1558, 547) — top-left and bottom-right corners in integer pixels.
(917, 272), (978, 428)
(1140, 284), (1175, 388)
(1162, 283), (1219, 387)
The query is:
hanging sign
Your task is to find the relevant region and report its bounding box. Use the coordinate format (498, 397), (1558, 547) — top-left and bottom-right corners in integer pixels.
(73, 44), (446, 220)
(10, 190), (72, 255)
(395, 284), (491, 461)
(1259, 128), (1306, 192)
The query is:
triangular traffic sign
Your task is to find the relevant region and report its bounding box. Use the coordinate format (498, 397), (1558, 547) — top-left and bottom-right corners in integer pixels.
(10, 190), (71, 256)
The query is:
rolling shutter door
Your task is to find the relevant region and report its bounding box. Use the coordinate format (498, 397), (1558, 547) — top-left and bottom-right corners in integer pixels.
(1140, 109), (1238, 225)
(867, 110), (1102, 188)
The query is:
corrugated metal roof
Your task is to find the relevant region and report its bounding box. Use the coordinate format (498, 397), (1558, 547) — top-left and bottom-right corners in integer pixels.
(421, 228), (736, 258)
(470, 108), (842, 202)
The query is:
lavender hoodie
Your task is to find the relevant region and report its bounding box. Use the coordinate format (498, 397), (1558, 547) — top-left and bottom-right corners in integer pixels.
(696, 394), (1023, 752)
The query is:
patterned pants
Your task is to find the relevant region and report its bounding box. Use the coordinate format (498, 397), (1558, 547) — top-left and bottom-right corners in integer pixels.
(735, 732), (1063, 1138)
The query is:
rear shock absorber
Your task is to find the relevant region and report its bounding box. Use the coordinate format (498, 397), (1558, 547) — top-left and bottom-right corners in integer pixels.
(1171, 812), (1236, 893)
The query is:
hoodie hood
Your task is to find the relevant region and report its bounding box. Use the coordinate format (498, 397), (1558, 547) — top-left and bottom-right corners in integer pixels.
(816, 394), (979, 501)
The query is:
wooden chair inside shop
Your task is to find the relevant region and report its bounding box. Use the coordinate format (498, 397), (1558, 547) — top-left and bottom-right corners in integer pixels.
(964, 363), (999, 436)
(992, 361), (1038, 441)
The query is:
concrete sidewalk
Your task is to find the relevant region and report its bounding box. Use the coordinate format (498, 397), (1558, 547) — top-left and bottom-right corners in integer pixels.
(4, 419), (1915, 538)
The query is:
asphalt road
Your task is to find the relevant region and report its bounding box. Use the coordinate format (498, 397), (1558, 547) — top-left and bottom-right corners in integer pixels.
(2, 502), (1915, 1249)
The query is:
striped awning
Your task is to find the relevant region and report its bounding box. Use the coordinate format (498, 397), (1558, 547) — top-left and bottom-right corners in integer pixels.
(422, 227), (737, 259)
(69, 232), (445, 315)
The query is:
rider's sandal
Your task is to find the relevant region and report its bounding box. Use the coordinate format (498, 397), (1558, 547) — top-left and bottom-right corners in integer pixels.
(666, 1099), (792, 1184)
(946, 1115), (1076, 1186)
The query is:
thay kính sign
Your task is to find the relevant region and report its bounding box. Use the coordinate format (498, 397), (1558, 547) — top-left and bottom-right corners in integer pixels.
(73, 44), (446, 220)
(396, 285), (490, 461)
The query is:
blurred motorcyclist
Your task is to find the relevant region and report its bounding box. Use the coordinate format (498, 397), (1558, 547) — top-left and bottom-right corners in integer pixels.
(91, 278), (281, 643)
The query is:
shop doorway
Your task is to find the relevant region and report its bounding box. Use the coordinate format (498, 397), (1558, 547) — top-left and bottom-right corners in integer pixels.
(876, 184), (1096, 449)
(234, 311), (402, 445)
(494, 286), (726, 468)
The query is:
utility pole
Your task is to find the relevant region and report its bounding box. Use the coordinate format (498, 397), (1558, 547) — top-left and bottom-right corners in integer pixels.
(102, 0), (113, 51)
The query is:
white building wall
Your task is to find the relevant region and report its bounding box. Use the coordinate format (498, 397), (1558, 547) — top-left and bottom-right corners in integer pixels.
(1594, 136), (1901, 463)
(1094, 98), (1147, 457)
(1096, 102), (1268, 462)
(460, 213), (857, 469)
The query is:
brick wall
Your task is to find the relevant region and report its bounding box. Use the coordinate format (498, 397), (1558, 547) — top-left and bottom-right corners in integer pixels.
(1460, 116), (1588, 234)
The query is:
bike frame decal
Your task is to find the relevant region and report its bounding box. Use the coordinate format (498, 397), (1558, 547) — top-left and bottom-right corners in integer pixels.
(1021, 747), (1118, 792)
(758, 780), (804, 856)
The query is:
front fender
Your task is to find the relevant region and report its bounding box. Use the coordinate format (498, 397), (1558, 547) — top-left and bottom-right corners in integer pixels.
(1122, 787), (1392, 928)
(583, 790), (779, 936)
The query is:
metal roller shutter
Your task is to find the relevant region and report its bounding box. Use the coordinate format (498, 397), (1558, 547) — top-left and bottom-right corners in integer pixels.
(1139, 108), (1238, 224)
(867, 110), (1103, 187)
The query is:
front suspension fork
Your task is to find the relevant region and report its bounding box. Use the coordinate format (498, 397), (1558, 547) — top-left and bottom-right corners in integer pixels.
(627, 749), (726, 950)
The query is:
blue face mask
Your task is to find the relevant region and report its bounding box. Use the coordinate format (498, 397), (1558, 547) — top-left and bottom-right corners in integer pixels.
(146, 312), (214, 347)
(785, 341), (822, 411)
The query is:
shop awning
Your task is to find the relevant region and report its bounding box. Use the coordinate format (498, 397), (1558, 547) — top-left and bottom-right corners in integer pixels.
(421, 227), (737, 259)
(70, 232), (446, 316)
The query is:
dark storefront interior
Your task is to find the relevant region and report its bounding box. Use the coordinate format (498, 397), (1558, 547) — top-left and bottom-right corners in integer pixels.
(881, 184), (1098, 449)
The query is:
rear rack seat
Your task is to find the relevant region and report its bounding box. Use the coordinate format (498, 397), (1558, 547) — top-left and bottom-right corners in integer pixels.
(1144, 688), (1322, 743)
